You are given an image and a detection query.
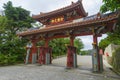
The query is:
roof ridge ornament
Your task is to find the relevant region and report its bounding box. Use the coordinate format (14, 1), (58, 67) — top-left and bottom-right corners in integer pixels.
(78, 0), (82, 2)
(40, 12), (44, 14)
(71, 1), (74, 4)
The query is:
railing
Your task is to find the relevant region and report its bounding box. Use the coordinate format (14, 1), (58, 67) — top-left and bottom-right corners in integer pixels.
(83, 14), (98, 21)
(72, 11), (119, 23)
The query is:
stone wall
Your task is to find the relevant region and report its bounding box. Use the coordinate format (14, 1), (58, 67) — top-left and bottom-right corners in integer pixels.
(103, 44), (120, 65)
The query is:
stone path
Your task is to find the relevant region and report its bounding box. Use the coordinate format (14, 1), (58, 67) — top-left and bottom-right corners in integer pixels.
(52, 55), (92, 70)
(0, 55), (119, 80)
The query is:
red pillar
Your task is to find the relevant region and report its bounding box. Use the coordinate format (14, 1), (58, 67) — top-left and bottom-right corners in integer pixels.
(70, 36), (75, 46)
(45, 39), (49, 47)
(93, 35), (100, 71)
(30, 40), (37, 63)
(93, 35), (98, 45)
(38, 47), (46, 64)
(67, 46), (77, 68)
(44, 39), (52, 64)
(38, 39), (49, 64)
(67, 36), (77, 68)
(38, 39), (52, 65)
(26, 47), (32, 63)
(49, 48), (52, 64)
(31, 40), (37, 54)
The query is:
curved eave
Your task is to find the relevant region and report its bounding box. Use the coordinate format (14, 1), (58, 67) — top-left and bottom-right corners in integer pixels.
(79, 1), (88, 17)
(18, 13), (119, 37)
(32, 1), (87, 20)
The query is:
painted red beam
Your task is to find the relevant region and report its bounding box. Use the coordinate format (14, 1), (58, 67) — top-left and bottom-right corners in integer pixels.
(47, 32), (92, 40)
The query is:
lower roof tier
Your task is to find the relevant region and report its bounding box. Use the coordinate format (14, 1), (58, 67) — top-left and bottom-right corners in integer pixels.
(18, 11), (120, 40)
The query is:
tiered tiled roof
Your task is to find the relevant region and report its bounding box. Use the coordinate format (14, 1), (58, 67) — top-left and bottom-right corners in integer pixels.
(32, 0), (87, 20)
(18, 11), (119, 37)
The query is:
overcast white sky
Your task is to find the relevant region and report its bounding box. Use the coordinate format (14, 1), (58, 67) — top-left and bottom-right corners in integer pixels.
(0, 0), (107, 50)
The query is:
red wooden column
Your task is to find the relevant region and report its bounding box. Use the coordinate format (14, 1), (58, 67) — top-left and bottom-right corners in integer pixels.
(38, 47), (45, 64)
(38, 39), (48, 65)
(44, 39), (52, 64)
(25, 46), (32, 64)
(67, 36), (77, 68)
(38, 39), (52, 65)
(93, 35), (98, 45)
(45, 39), (49, 47)
(67, 46), (73, 68)
(30, 39), (37, 64)
(92, 34), (100, 72)
(38, 39), (47, 64)
(70, 36), (74, 46)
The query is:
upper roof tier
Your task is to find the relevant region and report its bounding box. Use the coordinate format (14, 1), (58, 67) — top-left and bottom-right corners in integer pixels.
(18, 11), (119, 37)
(32, 0), (88, 25)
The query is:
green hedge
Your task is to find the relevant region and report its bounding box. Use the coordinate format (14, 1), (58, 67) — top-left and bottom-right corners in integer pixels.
(0, 53), (24, 66)
(112, 47), (120, 74)
(107, 56), (112, 65)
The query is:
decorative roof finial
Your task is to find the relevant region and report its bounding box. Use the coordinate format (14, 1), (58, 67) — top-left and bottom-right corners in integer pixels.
(40, 12), (44, 14)
(78, 0), (82, 2)
(71, 1), (74, 4)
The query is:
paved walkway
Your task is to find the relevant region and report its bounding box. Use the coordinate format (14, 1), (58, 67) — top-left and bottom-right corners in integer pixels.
(0, 55), (119, 80)
(52, 55), (92, 70)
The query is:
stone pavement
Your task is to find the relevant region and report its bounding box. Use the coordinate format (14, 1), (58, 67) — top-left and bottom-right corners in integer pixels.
(0, 55), (119, 80)
(52, 55), (92, 70)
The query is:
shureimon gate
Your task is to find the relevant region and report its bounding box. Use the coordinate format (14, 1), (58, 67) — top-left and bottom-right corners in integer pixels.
(18, 0), (120, 72)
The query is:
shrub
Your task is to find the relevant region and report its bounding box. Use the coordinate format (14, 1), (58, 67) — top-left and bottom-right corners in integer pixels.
(0, 53), (25, 66)
(112, 47), (120, 74)
(107, 56), (112, 65)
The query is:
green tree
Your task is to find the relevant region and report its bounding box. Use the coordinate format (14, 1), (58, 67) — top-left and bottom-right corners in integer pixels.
(112, 47), (120, 74)
(80, 50), (92, 55)
(3, 1), (34, 34)
(99, 0), (120, 50)
(100, 0), (120, 13)
(100, 0), (120, 73)
(74, 38), (84, 54)
(37, 38), (84, 58)
(0, 16), (8, 33)
(99, 37), (111, 50)
(0, 1), (34, 65)
(0, 16), (8, 44)
(50, 38), (83, 58)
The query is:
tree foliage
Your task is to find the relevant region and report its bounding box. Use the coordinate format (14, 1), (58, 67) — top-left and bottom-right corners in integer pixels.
(100, 0), (120, 73)
(99, 0), (120, 50)
(3, 1), (34, 34)
(0, 1), (34, 65)
(74, 38), (84, 54)
(100, 0), (120, 13)
(0, 16), (8, 33)
(37, 38), (84, 58)
(80, 50), (92, 55)
(112, 47), (120, 74)
(99, 37), (111, 50)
